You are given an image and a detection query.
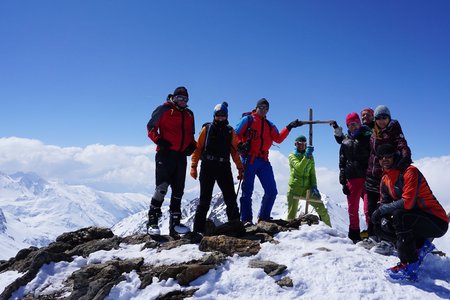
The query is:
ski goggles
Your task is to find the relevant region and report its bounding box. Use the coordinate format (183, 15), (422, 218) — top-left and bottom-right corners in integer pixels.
(257, 105), (269, 111)
(375, 114), (389, 120)
(173, 95), (189, 103)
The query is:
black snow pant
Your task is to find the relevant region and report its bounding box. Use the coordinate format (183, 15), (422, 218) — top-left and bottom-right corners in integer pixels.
(193, 160), (240, 233)
(374, 209), (448, 263)
(365, 190), (379, 237)
(149, 150), (187, 214)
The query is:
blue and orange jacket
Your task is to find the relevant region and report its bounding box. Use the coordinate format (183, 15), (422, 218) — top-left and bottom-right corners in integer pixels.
(235, 111), (290, 163)
(147, 101), (195, 153)
(380, 165), (449, 223)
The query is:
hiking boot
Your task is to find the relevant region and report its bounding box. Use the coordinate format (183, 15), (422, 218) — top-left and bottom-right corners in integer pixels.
(385, 261), (420, 281)
(356, 236), (378, 250)
(417, 239), (435, 263)
(169, 212), (190, 236)
(360, 230), (369, 239)
(147, 209), (162, 235)
(372, 240), (395, 256)
(348, 228), (362, 244)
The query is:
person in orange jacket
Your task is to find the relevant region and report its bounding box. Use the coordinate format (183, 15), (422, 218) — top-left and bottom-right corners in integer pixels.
(371, 143), (448, 280)
(190, 102), (243, 233)
(146, 86), (197, 236)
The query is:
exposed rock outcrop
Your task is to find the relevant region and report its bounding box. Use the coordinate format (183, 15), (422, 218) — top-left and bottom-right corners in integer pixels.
(0, 215), (320, 299)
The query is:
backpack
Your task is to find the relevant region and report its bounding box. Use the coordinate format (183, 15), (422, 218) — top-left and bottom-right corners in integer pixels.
(202, 122), (233, 154)
(241, 111), (274, 140)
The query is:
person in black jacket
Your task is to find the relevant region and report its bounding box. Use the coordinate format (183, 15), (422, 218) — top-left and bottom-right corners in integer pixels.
(339, 112), (372, 243)
(190, 102), (243, 234)
(146, 86), (197, 236)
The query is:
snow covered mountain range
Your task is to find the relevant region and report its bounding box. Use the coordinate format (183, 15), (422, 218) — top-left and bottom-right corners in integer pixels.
(0, 171), (148, 260)
(1, 170), (450, 299)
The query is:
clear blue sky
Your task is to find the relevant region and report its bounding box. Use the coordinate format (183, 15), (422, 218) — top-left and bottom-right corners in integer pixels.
(1, 0), (450, 169)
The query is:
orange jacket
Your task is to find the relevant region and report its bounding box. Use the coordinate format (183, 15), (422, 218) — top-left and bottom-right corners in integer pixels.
(380, 166), (449, 223)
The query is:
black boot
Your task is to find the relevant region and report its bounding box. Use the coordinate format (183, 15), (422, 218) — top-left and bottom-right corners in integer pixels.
(147, 208), (161, 235)
(348, 228), (362, 244)
(169, 212), (190, 237)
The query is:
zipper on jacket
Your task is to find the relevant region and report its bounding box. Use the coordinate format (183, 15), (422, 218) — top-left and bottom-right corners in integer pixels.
(179, 111), (185, 152)
(259, 118), (265, 154)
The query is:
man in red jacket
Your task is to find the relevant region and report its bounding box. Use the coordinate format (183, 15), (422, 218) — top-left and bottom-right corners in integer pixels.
(371, 143), (448, 280)
(146, 86), (197, 236)
(235, 98), (302, 224)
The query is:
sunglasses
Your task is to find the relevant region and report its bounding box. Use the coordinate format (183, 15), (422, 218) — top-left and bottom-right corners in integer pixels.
(295, 141), (307, 145)
(257, 105), (269, 111)
(215, 113), (227, 118)
(375, 115), (389, 120)
(378, 153), (395, 160)
(173, 95), (189, 102)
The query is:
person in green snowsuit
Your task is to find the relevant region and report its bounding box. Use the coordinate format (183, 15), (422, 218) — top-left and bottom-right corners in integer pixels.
(286, 135), (331, 226)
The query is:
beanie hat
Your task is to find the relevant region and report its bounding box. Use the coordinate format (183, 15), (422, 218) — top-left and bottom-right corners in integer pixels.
(295, 135), (307, 142)
(173, 86), (188, 97)
(256, 98), (269, 108)
(374, 105), (391, 119)
(376, 143), (396, 157)
(214, 101), (228, 117)
(361, 108), (374, 116)
(345, 112), (361, 126)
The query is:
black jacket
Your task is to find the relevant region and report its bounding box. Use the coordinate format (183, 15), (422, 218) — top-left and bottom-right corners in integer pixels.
(339, 125), (372, 182)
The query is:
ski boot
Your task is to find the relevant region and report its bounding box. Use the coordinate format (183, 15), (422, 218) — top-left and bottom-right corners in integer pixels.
(385, 261), (420, 281)
(146, 209), (161, 235)
(169, 212), (190, 237)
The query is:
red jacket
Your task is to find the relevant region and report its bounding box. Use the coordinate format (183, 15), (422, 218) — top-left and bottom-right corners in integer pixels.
(235, 112), (290, 161)
(380, 166), (449, 223)
(147, 102), (195, 152)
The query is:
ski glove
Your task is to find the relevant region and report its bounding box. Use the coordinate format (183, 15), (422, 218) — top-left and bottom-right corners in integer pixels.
(183, 141), (197, 156)
(311, 185), (321, 199)
(342, 184), (350, 195)
(339, 170), (347, 186)
(286, 119), (304, 131)
(237, 141), (251, 155)
(156, 138), (172, 151)
(371, 199), (405, 224)
(397, 156), (412, 172)
(190, 167), (198, 180)
(305, 146), (314, 157)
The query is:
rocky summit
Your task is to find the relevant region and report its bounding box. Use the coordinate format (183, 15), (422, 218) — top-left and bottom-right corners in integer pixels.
(0, 215), (319, 300)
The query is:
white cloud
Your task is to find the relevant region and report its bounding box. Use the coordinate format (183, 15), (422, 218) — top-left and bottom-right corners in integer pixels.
(0, 137), (449, 212)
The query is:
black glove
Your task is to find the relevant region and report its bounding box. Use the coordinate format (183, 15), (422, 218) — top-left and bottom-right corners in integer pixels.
(156, 138), (172, 151)
(330, 121), (339, 129)
(183, 142), (197, 156)
(339, 170), (346, 186)
(237, 141), (251, 155)
(371, 208), (382, 224)
(342, 184), (350, 195)
(397, 156), (412, 172)
(286, 119), (303, 131)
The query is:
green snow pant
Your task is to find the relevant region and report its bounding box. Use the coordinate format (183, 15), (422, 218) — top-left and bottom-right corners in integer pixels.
(286, 191), (331, 226)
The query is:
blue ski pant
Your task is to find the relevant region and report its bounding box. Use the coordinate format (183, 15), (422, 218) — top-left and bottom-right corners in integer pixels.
(239, 157), (278, 223)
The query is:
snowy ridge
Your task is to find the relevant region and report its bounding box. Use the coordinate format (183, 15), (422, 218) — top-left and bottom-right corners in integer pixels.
(0, 171), (148, 259)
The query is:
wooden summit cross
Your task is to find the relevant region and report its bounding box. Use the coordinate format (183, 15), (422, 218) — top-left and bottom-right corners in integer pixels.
(300, 108), (334, 214)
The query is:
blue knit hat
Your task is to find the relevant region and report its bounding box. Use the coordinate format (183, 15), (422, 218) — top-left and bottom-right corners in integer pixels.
(214, 101), (228, 117)
(374, 105), (391, 119)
